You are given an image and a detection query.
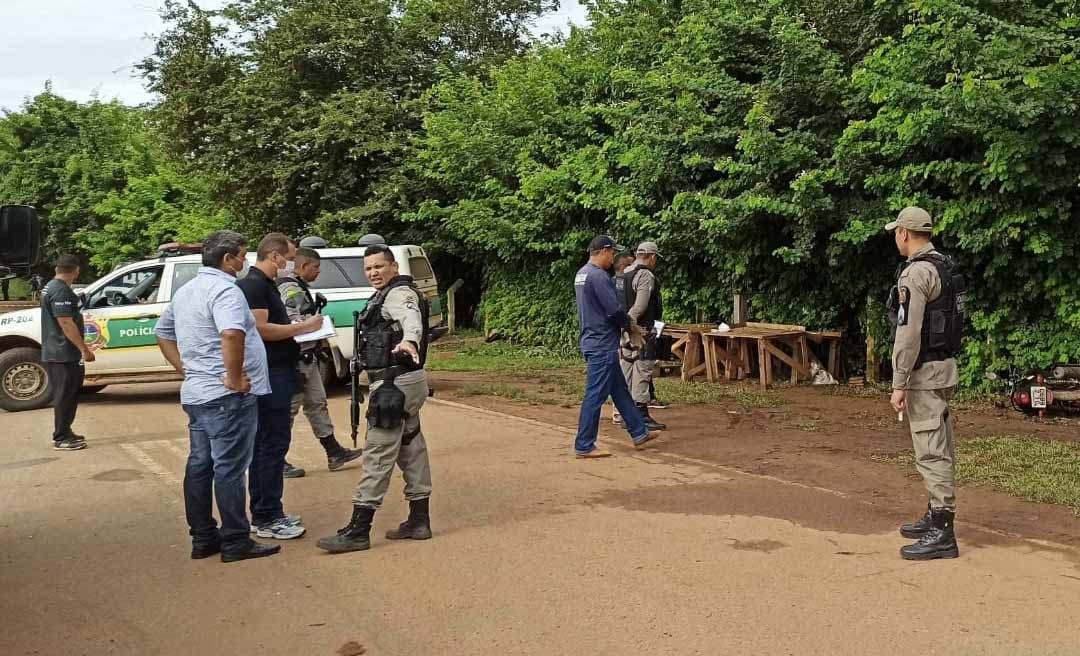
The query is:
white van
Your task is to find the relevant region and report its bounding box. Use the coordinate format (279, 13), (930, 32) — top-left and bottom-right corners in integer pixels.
(0, 245), (444, 411)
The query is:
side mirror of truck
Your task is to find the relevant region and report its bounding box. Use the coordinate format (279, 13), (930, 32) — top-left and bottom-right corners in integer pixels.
(0, 205), (42, 272)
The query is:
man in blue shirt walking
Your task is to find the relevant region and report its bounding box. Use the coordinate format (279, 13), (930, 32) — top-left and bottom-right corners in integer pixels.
(574, 235), (659, 458)
(155, 230), (280, 563)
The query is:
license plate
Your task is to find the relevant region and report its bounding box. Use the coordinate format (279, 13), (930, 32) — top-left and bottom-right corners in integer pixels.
(1031, 385), (1048, 409)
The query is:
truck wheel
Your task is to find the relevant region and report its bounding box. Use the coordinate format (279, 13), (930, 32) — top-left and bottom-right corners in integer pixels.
(0, 347), (52, 412)
(81, 385), (108, 394)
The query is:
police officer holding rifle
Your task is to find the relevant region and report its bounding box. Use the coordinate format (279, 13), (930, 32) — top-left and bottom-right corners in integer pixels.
(318, 244), (433, 554)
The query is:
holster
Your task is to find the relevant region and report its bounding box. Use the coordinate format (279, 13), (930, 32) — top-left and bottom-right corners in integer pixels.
(366, 380), (407, 430)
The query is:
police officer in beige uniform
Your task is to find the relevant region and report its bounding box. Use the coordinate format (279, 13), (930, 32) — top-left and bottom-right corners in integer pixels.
(887, 207), (965, 561)
(278, 247), (362, 476)
(616, 242), (666, 432)
(318, 244), (433, 553)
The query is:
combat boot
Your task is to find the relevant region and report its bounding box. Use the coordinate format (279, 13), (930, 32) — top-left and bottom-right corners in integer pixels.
(900, 503), (933, 539)
(320, 435), (363, 471)
(900, 508), (959, 561)
(637, 403), (667, 431)
(317, 506), (375, 554)
(386, 498), (432, 540)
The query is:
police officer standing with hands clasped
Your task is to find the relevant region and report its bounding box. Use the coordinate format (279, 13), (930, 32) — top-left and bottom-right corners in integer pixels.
(318, 244), (433, 554)
(886, 207), (965, 561)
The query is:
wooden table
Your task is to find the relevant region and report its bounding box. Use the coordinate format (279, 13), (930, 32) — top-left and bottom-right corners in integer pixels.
(701, 323), (813, 390)
(664, 323), (714, 382)
(806, 330), (844, 380)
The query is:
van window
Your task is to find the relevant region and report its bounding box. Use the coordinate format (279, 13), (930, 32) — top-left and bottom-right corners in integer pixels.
(408, 256), (434, 281)
(86, 265), (165, 308)
(170, 263), (200, 296)
(311, 257), (371, 289)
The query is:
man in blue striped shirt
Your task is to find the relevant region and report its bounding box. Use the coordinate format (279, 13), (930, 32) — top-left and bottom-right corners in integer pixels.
(156, 230), (279, 563)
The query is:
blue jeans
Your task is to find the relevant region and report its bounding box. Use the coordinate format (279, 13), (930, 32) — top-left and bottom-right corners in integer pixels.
(575, 350), (648, 454)
(182, 393), (258, 552)
(249, 366), (297, 526)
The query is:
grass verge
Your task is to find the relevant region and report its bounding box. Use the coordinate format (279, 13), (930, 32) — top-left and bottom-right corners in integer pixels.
(458, 383), (560, 406)
(429, 339), (581, 373)
(874, 434), (1080, 513)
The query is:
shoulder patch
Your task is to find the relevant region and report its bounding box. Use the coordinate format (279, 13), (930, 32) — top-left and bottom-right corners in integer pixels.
(575, 272), (588, 285)
(897, 287), (910, 326)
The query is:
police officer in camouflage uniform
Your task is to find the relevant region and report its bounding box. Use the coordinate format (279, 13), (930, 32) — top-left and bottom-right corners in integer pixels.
(278, 247), (361, 476)
(317, 244), (433, 553)
(887, 207), (964, 561)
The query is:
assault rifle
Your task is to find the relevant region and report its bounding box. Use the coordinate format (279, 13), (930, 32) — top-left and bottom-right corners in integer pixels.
(350, 310), (364, 448)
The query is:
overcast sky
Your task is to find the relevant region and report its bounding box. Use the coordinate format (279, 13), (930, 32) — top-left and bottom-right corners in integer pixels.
(0, 0), (588, 112)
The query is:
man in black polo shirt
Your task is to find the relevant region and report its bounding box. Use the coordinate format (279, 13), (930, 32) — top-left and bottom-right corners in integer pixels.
(40, 254), (96, 451)
(238, 233), (323, 539)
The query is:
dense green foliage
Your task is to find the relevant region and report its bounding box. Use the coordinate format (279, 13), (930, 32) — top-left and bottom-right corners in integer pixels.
(2, 0), (1079, 382)
(140, 0), (552, 239)
(0, 90), (229, 272)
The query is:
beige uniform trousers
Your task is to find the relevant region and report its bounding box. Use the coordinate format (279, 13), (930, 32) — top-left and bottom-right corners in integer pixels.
(619, 356), (655, 405)
(906, 387), (957, 511)
(290, 357), (334, 440)
(353, 369), (432, 508)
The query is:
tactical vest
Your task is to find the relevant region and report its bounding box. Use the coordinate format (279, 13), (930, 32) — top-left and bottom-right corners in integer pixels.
(287, 275), (316, 315)
(888, 251), (965, 367)
(615, 265), (663, 328)
(357, 275), (430, 371)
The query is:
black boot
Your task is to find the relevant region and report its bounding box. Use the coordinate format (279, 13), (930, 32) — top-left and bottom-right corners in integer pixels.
(637, 403), (667, 431)
(386, 498), (432, 540)
(900, 503), (933, 539)
(320, 435), (363, 471)
(317, 506), (375, 553)
(900, 508), (959, 561)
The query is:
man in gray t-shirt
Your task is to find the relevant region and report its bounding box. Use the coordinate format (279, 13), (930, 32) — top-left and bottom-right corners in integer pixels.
(40, 255), (95, 450)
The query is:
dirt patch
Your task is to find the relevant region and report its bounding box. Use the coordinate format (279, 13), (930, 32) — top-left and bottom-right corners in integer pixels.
(90, 468), (145, 482)
(430, 372), (1080, 549)
(728, 539), (787, 552)
(0, 457), (59, 471)
(337, 641), (366, 656)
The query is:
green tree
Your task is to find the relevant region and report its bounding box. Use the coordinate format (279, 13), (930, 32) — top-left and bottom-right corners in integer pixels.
(141, 0), (553, 240)
(833, 0), (1080, 381)
(0, 90), (229, 273)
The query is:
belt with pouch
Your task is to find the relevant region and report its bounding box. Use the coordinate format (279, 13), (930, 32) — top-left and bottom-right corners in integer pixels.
(299, 350), (318, 364)
(366, 365), (410, 383)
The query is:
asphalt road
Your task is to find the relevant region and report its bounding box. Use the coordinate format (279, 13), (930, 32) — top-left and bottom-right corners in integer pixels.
(2, 383), (1079, 655)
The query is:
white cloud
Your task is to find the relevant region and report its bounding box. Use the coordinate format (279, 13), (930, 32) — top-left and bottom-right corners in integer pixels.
(0, 0), (588, 112)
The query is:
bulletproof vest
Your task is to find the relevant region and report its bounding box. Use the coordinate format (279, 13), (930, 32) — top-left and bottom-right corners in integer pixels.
(615, 265), (663, 328)
(357, 275), (429, 371)
(887, 251), (965, 367)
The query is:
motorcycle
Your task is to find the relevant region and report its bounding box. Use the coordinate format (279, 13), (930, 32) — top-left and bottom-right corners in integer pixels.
(985, 364), (1080, 417)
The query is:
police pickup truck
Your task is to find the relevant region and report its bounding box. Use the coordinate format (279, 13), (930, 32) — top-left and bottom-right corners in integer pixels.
(0, 244), (445, 412)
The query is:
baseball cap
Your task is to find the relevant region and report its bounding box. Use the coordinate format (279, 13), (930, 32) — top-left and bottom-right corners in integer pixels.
(588, 235), (625, 252)
(298, 235), (328, 248)
(885, 206), (933, 232)
(636, 241), (661, 257)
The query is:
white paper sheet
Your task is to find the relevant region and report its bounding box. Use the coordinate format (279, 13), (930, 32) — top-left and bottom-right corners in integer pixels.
(293, 315), (336, 343)
(653, 320), (665, 336)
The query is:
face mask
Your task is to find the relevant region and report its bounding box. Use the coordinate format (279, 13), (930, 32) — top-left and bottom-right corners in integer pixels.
(230, 256), (249, 279)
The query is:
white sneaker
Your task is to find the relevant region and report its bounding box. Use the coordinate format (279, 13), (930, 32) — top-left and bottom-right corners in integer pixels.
(250, 514), (301, 533)
(255, 516), (306, 540)
(612, 413), (622, 425)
